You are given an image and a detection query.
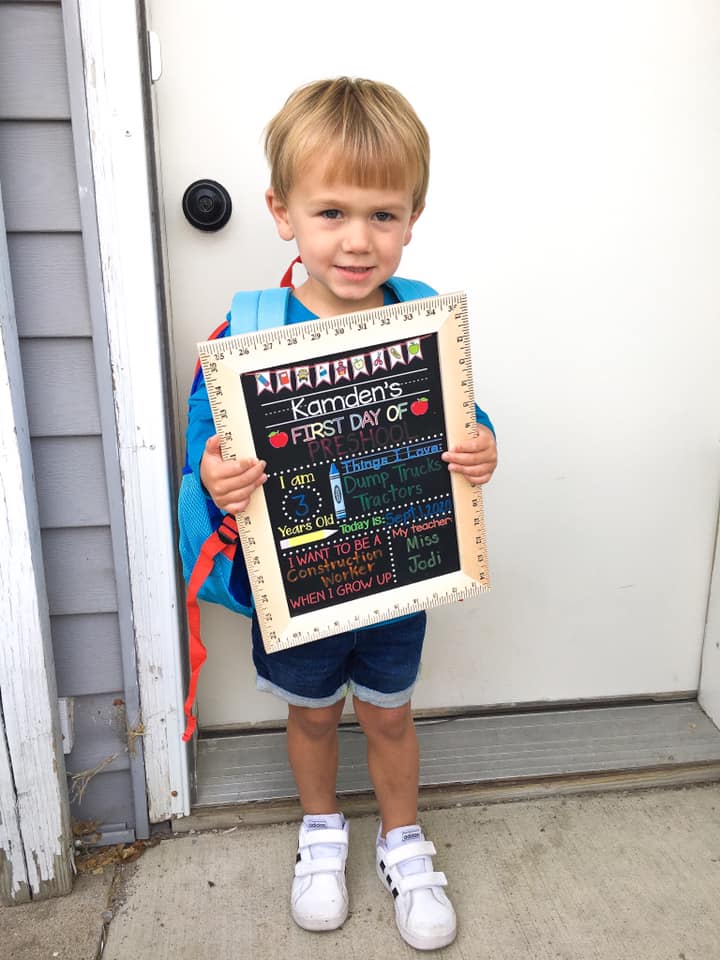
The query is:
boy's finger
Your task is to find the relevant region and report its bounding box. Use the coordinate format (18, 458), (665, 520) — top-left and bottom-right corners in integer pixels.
(214, 469), (267, 495)
(236, 457), (267, 473)
(205, 434), (222, 457)
(447, 463), (494, 485)
(442, 438), (492, 456)
(443, 450), (495, 466)
(214, 457), (266, 478)
(218, 475), (267, 513)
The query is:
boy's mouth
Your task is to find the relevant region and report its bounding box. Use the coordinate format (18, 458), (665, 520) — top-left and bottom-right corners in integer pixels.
(336, 265), (373, 275)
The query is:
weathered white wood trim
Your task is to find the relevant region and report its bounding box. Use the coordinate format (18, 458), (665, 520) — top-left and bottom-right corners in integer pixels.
(0, 193), (73, 904)
(71, 0), (190, 820)
(699, 504), (720, 730)
(0, 707), (29, 904)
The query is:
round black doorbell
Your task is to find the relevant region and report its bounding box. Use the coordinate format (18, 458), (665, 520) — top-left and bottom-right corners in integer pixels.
(182, 179), (232, 231)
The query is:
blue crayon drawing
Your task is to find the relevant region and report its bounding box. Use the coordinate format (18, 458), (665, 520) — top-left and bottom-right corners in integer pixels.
(329, 463), (347, 520)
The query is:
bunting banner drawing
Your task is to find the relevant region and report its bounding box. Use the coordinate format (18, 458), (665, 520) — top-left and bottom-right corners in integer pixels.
(198, 292), (490, 653)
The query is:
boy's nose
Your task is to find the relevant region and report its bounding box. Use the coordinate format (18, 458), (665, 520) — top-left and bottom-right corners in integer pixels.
(342, 219), (371, 253)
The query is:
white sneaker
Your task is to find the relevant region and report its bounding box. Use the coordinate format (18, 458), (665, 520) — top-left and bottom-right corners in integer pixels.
(291, 815), (349, 931)
(376, 824), (457, 951)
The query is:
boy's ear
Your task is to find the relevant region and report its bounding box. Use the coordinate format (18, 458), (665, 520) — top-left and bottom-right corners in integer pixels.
(403, 206), (424, 247)
(265, 188), (295, 241)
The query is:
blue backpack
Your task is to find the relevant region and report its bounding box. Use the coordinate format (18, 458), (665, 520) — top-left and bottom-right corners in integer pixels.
(179, 272), (437, 739)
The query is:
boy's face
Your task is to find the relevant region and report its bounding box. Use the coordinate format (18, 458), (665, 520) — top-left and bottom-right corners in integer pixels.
(266, 160), (422, 317)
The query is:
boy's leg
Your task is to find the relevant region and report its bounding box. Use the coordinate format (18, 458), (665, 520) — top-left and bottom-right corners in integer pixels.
(250, 617), (355, 932)
(286, 699), (345, 813)
(351, 697), (419, 831)
(286, 699), (350, 932)
(348, 615), (457, 951)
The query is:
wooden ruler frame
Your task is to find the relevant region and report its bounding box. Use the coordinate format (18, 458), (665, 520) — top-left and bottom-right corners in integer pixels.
(198, 292), (489, 652)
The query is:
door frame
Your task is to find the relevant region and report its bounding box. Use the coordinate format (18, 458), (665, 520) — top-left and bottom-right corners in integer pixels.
(69, 0), (191, 821)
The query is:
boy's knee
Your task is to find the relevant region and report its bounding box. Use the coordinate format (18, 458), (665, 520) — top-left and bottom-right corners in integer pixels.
(353, 698), (413, 741)
(288, 702), (342, 739)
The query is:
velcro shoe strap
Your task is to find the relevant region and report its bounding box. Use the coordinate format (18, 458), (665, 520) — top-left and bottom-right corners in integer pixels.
(398, 871), (448, 895)
(384, 840), (437, 868)
(299, 828), (348, 849)
(294, 856), (344, 878)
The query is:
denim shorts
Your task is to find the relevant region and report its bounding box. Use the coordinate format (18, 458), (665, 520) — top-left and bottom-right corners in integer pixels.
(251, 611), (426, 709)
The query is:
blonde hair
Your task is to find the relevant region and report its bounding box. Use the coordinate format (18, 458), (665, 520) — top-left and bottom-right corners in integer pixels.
(265, 77), (430, 212)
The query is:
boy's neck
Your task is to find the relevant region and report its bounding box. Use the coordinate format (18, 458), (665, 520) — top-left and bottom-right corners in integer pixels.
(292, 280), (385, 318)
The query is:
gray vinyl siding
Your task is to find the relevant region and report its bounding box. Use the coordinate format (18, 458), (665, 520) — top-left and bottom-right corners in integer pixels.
(8, 234), (92, 336)
(0, 123), (80, 229)
(52, 614), (124, 695)
(33, 436), (110, 527)
(0, 0), (145, 841)
(0, 2), (70, 119)
(20, 338), (102, 434)
(43, 528), (119, 614)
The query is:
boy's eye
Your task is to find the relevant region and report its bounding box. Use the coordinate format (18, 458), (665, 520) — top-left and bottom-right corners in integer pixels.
(374, 211), (395, 222)
(320, 209), (342, 220)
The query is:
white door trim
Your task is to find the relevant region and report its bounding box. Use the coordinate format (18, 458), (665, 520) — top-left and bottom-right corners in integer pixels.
(70, 0), (190, 820)
(0, 194), (73, 904)
(699, 506), (720, 729)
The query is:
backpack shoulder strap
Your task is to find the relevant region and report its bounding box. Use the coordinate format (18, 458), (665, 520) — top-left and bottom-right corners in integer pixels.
(385, 277), (438, 301)
(258, 287), (291, 330)
(229, 287), (291, 335)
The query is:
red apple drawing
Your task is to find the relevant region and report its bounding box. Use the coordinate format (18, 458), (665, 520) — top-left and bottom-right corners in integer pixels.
(410, 397), (429, 416)
(268, 430), (289, 448)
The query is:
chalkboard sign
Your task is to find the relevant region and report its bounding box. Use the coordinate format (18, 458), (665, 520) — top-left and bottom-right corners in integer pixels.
(199, 292), (489, 652)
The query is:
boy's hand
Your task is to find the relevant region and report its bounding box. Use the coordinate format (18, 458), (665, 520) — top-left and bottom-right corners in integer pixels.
(442, 425), (497, 485)
(200, 434), (267, 514)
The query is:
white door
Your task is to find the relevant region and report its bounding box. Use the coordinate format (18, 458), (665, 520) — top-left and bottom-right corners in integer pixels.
(147, 0), (720, 728)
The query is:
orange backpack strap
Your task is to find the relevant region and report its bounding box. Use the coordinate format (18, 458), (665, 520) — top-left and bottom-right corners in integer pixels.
(182, 516), (239, 741)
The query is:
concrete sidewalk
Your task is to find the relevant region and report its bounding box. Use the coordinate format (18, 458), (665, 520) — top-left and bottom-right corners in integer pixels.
(3, 784), (720, 959)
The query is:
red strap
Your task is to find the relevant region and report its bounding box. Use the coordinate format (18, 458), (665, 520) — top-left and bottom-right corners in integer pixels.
(182, 516), (239, 741)
(280, 256), (302, 289)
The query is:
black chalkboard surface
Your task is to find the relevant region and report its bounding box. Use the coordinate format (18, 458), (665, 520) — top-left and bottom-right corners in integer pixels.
(199, 293), (489, 652)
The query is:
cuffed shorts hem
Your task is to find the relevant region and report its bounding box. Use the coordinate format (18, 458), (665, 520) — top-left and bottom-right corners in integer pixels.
(251, 611), (425, 708)
(255, 674), (348, 709)
(349, 675), (418, 708)
(255, 672), (420, 710)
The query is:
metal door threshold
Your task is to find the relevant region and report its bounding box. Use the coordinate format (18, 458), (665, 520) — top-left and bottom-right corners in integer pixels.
(192, 701), (720, 810)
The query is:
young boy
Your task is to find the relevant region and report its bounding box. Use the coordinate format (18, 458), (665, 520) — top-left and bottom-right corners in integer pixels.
(190, 77), (497, 950)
